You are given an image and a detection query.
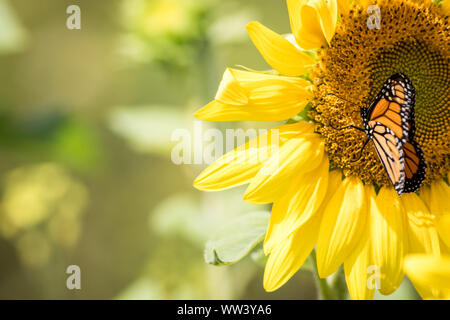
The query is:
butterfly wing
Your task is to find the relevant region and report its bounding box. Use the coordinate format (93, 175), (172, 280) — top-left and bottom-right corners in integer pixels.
(367, 73), (415, 143)
(402, 139), (426, 193)
(370, 121), (406, 194)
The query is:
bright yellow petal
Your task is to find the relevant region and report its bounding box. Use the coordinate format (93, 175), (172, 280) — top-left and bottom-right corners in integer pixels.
(337, 0), (350, 16)
(344, 190), (375, 301)
(345, 243), (375, 300)
(402, 193), (440, 256)
(370, 187), (407, 295)
(402, 193), (442, 299)
(214, 68), (248, 105)
(194, 68), (313, 121)
(246, 21), (315, 76)
(419, 185), (431, 209)
(243, 133), (324, 204)
(264, 168), (342, 254)
(405, 254), (450, 299)
(287, 0), (338, 50)
(438, 214), (450, 249)
(316, 176), (367, 278)
(193, 122), (313, 191)
(443, 0), (450, 15)
(263, 214), (320, 292)
(358, 0), (373, 8)
(441, 240), (450, 257)
(344, 185), (378, 301)
(263, 155), (329, 254)
(429, 180), (450, 217)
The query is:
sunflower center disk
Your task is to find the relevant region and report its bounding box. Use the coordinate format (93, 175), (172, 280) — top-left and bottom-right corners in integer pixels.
(310, 0), (449, 187)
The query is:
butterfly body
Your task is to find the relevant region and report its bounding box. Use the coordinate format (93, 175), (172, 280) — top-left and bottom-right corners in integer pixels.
(360, 73), (426, 195)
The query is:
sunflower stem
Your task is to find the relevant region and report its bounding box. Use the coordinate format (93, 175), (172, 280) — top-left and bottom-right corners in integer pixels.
(310, 250), (347, 300)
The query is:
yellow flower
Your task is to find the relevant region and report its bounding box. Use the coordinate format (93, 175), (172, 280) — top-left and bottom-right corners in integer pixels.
(194, 0), (449, 299)
(405, 215), (450, 299)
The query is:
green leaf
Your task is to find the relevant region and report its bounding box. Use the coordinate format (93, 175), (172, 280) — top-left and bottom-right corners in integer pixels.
(204, 211), (270, 266)
(250, 244), (268, 267)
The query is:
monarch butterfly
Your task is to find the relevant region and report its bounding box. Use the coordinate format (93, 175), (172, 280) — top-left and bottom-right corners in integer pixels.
(331, 73), (427, 195)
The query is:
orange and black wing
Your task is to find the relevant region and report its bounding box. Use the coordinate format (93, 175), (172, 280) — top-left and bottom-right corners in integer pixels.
(402, 139), (426, 193)
(367, 73), (415, 143)
(370, 122), (405, 194)
(370, 123), (426, 194)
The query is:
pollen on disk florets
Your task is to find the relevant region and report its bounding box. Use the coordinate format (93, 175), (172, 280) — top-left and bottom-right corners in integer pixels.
(310, 0), (449, 187)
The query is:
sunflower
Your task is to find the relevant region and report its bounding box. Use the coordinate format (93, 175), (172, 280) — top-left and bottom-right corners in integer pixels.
(193, 0), (449, 299)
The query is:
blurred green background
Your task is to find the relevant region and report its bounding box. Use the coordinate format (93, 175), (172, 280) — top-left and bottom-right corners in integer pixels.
(0, 0), (418, 299)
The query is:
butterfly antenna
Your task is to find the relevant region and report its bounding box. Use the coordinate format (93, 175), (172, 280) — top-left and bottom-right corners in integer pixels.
(326, 92), (358, 105)
(350, 138), (370, 163)
(328, 122), (366, 133)
(326, 93), (366, 132)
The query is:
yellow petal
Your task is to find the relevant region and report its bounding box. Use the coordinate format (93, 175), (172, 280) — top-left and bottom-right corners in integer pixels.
(263, 155), (329, 254)
(243, 133), (324, 204)
(419, 185), (431, 209)
(344, 185), (378, 301)
(246, 21), (315, 76)
(193, 122), (313, 191)
(337, 0), (350, 16)
(429, 180), (450, 217)
(370, 187), (407, 295)
(404, 254), (450, 299)
(438, 214), (450, 249)
(194, 68), (312, 121)
(441, 240), (450, 257)
(402, 193), (442, 299)
(358, 0), (372, 8)
(443, 0), (450, 16)
(263, 214), (320, 292)
(402, 193), (440, 256)
(345, 244), (376, 300)
(287, 0), (338, 50)
(214, 68), (248, 105)
(440, 216), (450, 256)
(316, 176), (367, 278)
(264, 168), (342, 254)
(344, 195), (375, 301)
